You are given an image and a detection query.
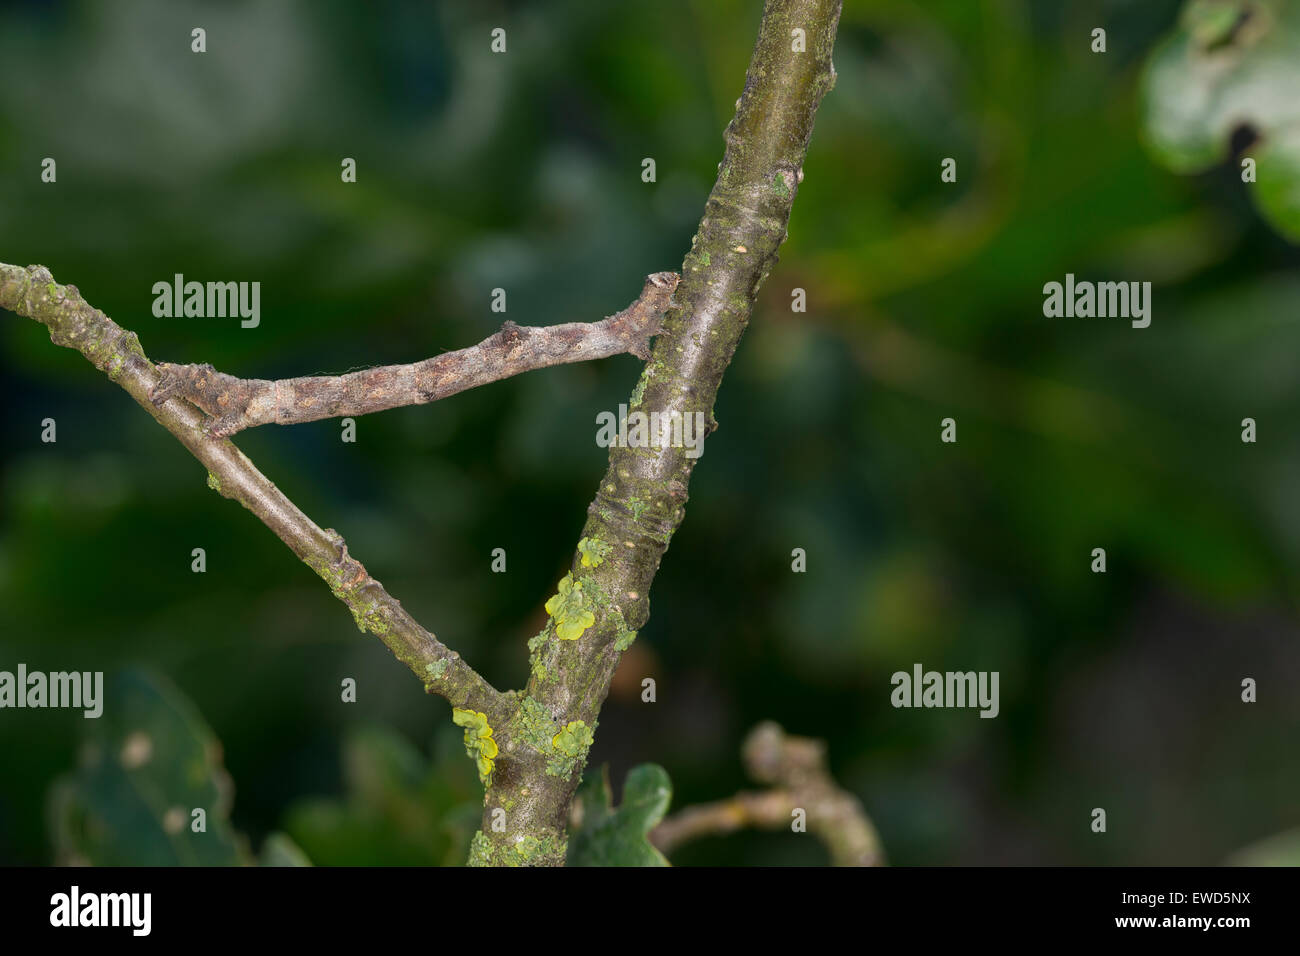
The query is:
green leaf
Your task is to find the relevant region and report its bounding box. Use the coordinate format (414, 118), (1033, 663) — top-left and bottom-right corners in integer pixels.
(47, 668), (251, 866)
(567, 763), (672, 867)
(1224, 827), (1300, 865)
(282, 724), (480, 866)
(259, 832), (312, 867)
(1141, 0), (1300, 238)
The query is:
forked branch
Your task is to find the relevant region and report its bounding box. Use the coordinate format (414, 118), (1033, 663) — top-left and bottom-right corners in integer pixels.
(0, 262), (510, 723)
(2, 0), (845, 869)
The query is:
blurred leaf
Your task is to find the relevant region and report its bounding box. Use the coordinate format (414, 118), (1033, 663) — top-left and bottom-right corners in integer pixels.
(47, 669), (250, 866)
(1224, 827), (1300, 865)
(568, 763), (672, 867)
(281, 725), (479, 866)
(1141, 0), (1300, 237)
(259, 832), (312, 867)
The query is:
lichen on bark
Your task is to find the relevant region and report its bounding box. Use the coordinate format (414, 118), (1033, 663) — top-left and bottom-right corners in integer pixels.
(467, 0), (843, 866)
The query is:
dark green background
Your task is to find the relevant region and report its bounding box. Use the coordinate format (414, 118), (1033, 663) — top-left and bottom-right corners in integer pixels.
(1, 0), (1297, 865)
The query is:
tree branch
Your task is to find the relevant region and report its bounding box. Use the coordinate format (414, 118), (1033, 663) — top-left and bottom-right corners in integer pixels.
(148, 272), (680, 438)
(5, 0), (843, 869)
(0, 262), (510, 722)
(650, 722), (886, 866)
(469, 0), (844, 866)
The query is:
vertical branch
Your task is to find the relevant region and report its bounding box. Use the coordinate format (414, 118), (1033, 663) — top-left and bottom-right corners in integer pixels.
(472, 0), (843, 866)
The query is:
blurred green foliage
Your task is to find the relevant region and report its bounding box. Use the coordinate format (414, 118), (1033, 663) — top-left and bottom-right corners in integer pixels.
(280, 724), (479, 866)
(1142, 0), (1300, 237)
(259, 831), (312, 867)
(568, 764), (672, 867)
(48, 669), (251, 865)
(1224, 827), (1300, 865)
(2, 0), (1298, 866)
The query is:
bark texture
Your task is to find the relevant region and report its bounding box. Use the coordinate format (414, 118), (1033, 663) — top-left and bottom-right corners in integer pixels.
(469, 0), (843, 866)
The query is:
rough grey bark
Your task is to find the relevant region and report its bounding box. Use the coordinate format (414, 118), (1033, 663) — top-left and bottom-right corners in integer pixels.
(469, 0), (843, 866)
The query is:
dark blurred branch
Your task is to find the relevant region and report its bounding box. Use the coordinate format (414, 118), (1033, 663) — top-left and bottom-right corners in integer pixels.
(470, 0), (844, 866)
(148, 272), (680, 437)
(0, 262), (510, 722)
(651, 722), (886, 866)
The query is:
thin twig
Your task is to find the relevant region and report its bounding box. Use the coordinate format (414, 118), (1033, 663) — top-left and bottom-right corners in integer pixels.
(0, 262), (510, 722)
(651, 722), (886, 866)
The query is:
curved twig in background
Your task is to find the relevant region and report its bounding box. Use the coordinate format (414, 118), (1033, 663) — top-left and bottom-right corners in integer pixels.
(651, 722), (885, 866)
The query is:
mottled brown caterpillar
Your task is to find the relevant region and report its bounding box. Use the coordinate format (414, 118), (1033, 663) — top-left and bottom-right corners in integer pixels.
(148, 271), (681, 438)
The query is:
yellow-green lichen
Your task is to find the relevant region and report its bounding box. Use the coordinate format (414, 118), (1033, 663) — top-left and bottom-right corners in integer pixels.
(552, 720), (593, 754)
(467, 828), (566, 866)
(614, 627), (638, 652)
(452, 708), (498, 785)
(547, 720), (594, 777)
(578, 574), (607, 604)
(514, 696), (558, 750)
(425, 659), (448, 680)
(347, 601), (389, 636)
(507, 833), (567, 866)
(467, 831), (493, 866)
(514, 835), (542, 860)
(577, 536), (611, 569)
(544, 573), (595, 641)
(527, 626), (550, 653)
(206, 472), (222, 493)
(106, 350), (126, 379)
